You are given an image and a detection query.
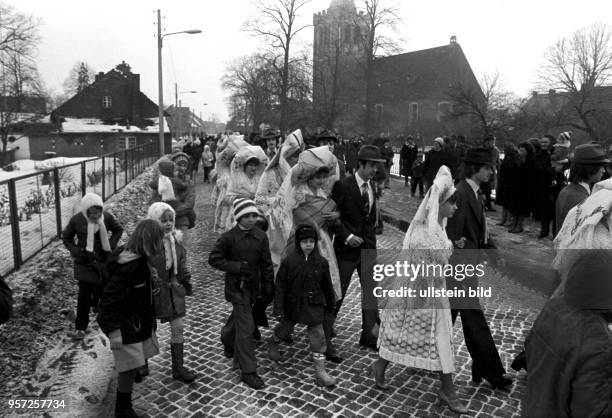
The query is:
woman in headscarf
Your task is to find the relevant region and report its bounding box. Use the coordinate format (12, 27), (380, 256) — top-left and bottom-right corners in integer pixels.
(213, 134), (249, 233)
(371, 166), (468, 414)
(255, 129), (305, 273)
(222, 145), (268, 231)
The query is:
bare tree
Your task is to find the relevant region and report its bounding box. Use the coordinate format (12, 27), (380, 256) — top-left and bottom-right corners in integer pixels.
(243, 0), (311, 134)
(447, 72), (518, 139)
(538, 22), (612, 140)
(353, 0), (401, 135)
(61, 61), (95, 98)
(0, 3), (42, 166)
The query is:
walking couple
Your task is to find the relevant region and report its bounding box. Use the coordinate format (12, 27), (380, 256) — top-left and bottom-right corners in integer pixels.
(373, 148), (513, 414)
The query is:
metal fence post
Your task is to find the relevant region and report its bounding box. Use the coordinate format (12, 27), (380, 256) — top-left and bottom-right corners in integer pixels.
(7, 180), (23, 270)
(124, 150), (128, 185)
(81, 162), (86, 196)
(131, 149), (135, 180)
(53, 168), (62, 238)
(101, 157), (106, 201)
(113, 153), (117, 195)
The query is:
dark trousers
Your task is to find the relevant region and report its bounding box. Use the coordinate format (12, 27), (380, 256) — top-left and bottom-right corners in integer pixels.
(275, 319), (326, 353)
(221, 291), (257, 374)
(411, 177), (424, 196)
(451, 306), (506, 379)
(203, 166), (212, 182)
(333, 255), (379, 343)
(76, 282), (102, 331)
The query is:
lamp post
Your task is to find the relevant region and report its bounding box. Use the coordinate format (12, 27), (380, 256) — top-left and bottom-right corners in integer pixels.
(157, 9), (201, 156)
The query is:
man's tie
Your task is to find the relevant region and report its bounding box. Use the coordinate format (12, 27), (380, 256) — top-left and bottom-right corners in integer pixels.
(361, 182), (370, 214)
(477, 189), (488, 245)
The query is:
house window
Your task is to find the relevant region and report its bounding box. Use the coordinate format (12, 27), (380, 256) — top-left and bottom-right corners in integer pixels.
(102, 96), (112, 108)
(409, 102), (419, 124)
(119, 137), (136, 150)
(437, 101), (453, 120)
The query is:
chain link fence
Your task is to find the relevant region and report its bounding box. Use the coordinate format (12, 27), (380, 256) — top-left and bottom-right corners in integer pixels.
(0, 142), (159, 276)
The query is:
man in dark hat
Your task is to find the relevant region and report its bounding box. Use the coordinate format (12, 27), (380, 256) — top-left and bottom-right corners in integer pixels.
(328, 145), (385, 356)
(556, 143), (610, 231)
(317, 130), (346, 177)
(446, 147), (513, 390)
(260, 128), (280, 160)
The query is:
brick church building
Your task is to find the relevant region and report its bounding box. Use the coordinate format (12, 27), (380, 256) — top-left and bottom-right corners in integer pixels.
(313, 0), (485, 141)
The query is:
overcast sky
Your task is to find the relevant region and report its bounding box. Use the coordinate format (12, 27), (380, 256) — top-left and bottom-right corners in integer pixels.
(12, 0), (612, 124)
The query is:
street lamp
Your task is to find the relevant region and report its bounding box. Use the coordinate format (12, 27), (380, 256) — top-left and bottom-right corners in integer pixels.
(157, 9), (201, 156)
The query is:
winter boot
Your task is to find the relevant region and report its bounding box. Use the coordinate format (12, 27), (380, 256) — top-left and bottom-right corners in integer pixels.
(313, 353), (336, 387)
(134, 360), (149, 383)
(267, 336), (281, 361)
(115, 391), (139, 418)
(170, 343), (196, 383)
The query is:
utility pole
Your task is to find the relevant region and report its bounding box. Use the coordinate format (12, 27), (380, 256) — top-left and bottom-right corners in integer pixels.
(157, 9), (164, 156)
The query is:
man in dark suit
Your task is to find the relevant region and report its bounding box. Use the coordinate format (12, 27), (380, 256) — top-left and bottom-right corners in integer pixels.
(446, 147), (513, 390)
(329, 145), (384, 353)
(556, 144), (609, 232)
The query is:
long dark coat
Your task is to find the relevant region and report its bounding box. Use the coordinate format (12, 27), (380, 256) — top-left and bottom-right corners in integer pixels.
(556, 183), (589, 232)
(515, 157), (536, 217)
(533, 150), (554, 220)
(61, 211), (123, 284)
(97, 252), (156, 344)
(422, 149), (448, 187)
(273, 248), (335, 326)
(495, 153), (521, 212)
(400, 144), (418, 176)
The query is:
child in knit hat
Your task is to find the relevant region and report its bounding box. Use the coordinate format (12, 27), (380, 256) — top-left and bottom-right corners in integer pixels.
(62, 192), (124, 340)
(208, 198), (274, 390)
(146, 202), (196, 383)
(268, 224), (337, 387)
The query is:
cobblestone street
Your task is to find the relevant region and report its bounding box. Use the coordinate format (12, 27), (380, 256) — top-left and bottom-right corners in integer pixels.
(121, 180), (547, 418)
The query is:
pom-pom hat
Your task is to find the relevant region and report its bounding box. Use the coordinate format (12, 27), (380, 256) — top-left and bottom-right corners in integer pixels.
(233, 198), (260, 221)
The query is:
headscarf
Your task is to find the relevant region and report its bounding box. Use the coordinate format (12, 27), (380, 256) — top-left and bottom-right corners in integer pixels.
(226, 145), (268, 200)
(147, 202), (179, 275)
(255, 129), (305, 217)
(80, 193), (111, 253)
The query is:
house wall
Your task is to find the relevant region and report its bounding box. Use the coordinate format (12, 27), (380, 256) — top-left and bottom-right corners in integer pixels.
(28, 133), (169, 160)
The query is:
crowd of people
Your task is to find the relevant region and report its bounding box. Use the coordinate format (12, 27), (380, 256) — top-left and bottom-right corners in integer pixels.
(2, 126), (612, 417)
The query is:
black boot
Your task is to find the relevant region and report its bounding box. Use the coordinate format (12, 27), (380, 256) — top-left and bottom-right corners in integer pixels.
(171, 343), (196, 383)
(115, 391), (139, 418)
(511, 350), (528, 372)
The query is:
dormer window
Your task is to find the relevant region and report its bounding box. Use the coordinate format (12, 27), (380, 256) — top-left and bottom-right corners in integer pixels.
(102, 96), (112, 108)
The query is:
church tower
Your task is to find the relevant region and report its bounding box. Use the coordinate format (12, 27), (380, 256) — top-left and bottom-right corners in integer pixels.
(313, 0), (367, 131)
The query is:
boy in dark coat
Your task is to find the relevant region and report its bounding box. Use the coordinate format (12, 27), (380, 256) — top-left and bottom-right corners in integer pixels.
(267, 224), (337, 387)
(411, 153), (425, 198)
(208, 198), (274, 390)
(62, 192), (123, 340)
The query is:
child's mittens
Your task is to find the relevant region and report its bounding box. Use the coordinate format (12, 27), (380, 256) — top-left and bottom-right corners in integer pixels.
(108, 329), (123, 350)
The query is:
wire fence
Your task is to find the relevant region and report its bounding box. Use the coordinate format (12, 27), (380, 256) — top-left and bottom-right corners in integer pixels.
(0, 142), (159, 277)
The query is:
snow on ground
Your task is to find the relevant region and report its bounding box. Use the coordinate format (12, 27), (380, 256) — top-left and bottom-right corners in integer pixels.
(0, 157), (98, 182)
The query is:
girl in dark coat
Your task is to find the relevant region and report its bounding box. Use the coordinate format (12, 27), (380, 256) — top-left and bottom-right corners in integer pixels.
(495, 143), (521, 227)
(533, 145), (554, 238)
(267, 224), (337, 387)
(510, 141), (536, 233)
(62, 192), (123, 340)
(146, 202), (195, 383)
(97, 219), (164, 418)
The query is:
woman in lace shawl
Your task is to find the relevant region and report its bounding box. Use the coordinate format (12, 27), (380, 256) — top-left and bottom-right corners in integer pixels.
(273, 146), (342, 301)
(213, 135), (249, 232)
(551, 177), (612, 295)
(371, 166), (468, 414)
(223, 145), (269, 231)
(255, 129), (305, 272)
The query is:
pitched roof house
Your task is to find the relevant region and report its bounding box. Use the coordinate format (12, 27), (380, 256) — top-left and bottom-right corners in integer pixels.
(26, 63), (170, 159)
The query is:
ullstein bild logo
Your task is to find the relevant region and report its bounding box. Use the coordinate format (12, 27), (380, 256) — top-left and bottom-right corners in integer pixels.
(372, 261), (487, 282)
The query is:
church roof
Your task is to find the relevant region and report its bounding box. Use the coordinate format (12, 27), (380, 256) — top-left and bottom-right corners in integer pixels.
(373, 43), (483, 102)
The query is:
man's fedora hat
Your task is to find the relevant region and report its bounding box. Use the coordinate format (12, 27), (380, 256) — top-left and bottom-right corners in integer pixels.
(261, 128), (281, 140)
(317, 130), (338, 143)
(357, 145), (386, 163)
(571, 143), (611, 165)
(464, 147), (494, 165)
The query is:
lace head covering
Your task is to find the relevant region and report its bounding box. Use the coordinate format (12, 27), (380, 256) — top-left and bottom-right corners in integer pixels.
(226, 145), (269, 199)
(402, 165), (455, 249)
(552, 178), (612, 290)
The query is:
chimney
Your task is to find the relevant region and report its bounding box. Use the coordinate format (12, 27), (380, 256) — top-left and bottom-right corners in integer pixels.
(95, 71), (105, 82)
(548, 89), (556, 95)
(532, 91), (538, 97)
(450, 35), (457, 45)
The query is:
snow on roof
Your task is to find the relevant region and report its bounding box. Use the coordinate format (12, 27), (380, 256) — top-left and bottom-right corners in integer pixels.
(59, 117), (169, 134)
